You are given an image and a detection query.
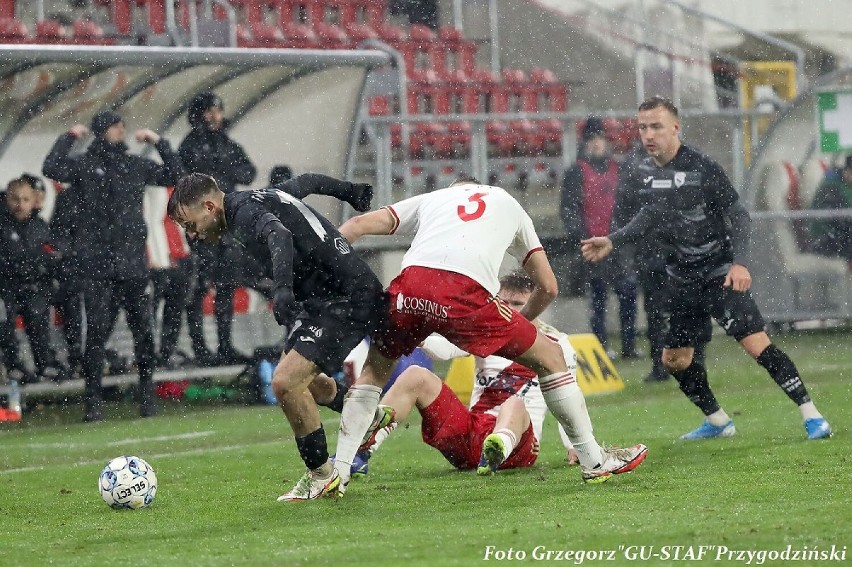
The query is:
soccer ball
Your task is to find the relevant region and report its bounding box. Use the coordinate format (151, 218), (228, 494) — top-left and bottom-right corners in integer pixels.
(98, 456), (157, 509)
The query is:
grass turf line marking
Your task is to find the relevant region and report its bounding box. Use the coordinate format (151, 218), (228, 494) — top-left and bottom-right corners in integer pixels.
(0, 417), (343, 475)
(0, 439), (282, 475)
(14, 431), (216, 450)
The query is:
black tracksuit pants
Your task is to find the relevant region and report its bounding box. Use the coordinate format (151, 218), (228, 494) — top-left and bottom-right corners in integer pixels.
(82, 277), (155, 410)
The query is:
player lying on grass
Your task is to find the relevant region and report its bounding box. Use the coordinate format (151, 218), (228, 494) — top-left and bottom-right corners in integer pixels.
(354, 271), (581, 476)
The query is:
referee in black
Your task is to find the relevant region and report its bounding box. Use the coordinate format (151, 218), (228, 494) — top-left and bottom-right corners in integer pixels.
(168, 172), (382, 502)
(582, 96), (831, 441)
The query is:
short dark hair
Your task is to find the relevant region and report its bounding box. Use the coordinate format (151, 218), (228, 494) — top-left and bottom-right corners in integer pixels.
(499, 270), (535, 293)
(167, 173), (220, 220)
(638, 96), (679, 118)
(19, 173), (45, 193)
(450, 175), (481, 186)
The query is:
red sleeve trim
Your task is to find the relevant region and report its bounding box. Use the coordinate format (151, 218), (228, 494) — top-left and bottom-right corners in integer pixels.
(522, 246), (544, 265)
(384, 206), (400, 234)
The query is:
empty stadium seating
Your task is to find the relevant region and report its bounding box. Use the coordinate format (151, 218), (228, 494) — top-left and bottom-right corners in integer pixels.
(0, 0), (596, 187)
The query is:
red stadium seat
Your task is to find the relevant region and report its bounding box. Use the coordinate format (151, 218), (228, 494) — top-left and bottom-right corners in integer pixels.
(313, 21), (352, 49)
(436, 26), (476, 76)
(35, 19), (68, 43)
(72, 19), (100, 39)
(281, 21), (320, 48)
(406, 68), (439, 114)
(239, 21), (288, 47)
(374, 21), (406, 41)
(408, 24), (436, 42)
(343, 21), (378, 42)
(0, 17), (30, 43)
(530, 67), (568, 112)
(341, 0), (386, 28)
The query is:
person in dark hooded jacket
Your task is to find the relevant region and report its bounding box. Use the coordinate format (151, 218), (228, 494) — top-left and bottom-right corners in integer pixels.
(42, 110), (184, 422)
(179, 93), (257, 365)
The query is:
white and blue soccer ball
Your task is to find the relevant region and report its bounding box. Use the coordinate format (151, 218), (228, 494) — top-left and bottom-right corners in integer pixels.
(98, 456), (157, 510)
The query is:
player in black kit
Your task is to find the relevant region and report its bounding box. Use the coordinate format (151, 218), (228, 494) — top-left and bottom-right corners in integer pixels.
(168, 172), (382, 501)
(582, 97), (831, 441)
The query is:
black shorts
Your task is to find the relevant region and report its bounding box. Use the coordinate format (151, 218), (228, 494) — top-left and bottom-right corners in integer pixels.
(666, 276), (765, 348)
(284, 289), (387, 377)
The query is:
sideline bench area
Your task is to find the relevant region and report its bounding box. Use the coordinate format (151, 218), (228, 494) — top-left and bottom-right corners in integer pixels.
(0, 364), (250, 399)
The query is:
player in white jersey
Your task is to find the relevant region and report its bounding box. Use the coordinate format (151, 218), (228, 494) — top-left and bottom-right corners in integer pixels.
(357, 272), (578, 474)
(334, 178), (646, 489)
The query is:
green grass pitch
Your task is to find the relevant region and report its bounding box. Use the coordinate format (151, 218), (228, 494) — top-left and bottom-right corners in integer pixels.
(1, 329), (849, 566)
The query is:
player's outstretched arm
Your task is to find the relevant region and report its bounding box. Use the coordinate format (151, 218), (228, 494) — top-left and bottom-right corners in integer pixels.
(580, 236), (614, 263)
(338, 208), (395, 243)
(520, 250), (559, 321)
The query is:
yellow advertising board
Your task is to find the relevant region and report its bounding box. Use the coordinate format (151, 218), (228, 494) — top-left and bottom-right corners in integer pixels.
(568, 333), (625, 394)
(445, 333), (624, 404)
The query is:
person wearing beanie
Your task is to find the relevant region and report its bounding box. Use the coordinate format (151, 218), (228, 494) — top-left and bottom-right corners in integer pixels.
(42, 112), (185, 422)
(560, 116), (639, 359)
(177, 93), (257, 366)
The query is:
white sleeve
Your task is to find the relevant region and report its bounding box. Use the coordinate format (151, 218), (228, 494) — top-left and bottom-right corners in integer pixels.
(507, 208), (544, 265)
(385, 193), (427, 235)
(420, 334), (469, 361)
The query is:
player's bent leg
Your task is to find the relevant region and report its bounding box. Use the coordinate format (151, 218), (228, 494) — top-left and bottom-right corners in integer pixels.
(514, 333), (647, 480)
(272, 351), (340, 501)
(511, 329), (568, 377)
(661, 346), (694, 373)
(308, 372), (344, 409)
(477, 396), (529, 476)
(743, 332), (832, 440)
(360, 367), (444, 460)
(663, 346), (735, 440)
(381, 365), (444, 423)
(273, 351), (324, 436)
(334, 345), (398, 487)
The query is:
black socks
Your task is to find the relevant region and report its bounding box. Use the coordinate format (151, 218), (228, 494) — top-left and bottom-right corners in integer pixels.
(295, 426), (329, 470)
(756, 344), (811, 405)
(671, 361), (721, 416)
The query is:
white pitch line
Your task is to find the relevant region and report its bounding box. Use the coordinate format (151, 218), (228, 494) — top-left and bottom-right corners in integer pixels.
(0, 417), (342, 475)
(15, 431), (216, 450)
(0, 439), (282, 475)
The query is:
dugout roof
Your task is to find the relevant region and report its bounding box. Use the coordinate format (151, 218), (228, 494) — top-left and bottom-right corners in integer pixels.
(0, 44), (391, 219)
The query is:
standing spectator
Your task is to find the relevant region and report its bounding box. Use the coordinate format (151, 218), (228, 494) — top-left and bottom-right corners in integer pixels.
(43, 111), (184, 421)
(809, 155), (852, 262)
(561, 117), (638, 358)
(151, 221), (199, 369)
(179, 92), (257, 365)
(49, 183), (86, 375)
(582, 96), (832, 440)
(0, 177), (68, 384)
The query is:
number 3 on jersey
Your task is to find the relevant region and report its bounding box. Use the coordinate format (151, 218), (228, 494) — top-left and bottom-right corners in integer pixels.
(457, 192), (487, 222)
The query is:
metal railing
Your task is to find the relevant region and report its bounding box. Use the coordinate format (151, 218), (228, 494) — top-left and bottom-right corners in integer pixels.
(359, 107), (777, 205)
